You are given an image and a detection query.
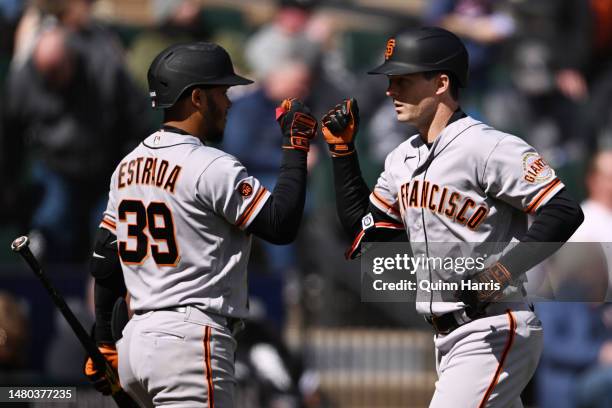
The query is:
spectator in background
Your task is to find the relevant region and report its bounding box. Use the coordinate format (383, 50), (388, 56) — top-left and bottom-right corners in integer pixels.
(0, 291), (29, 372)
(11, 0), (105, 69)
(364, 1), (515, 168)
(1, 1), (153, 262)
(583, 0), (612, 150)
(0, 0), (22, 77)
(245, 0), (319, 80)
(127, 0), (210, 90)
(223, 58), (313, 290)
(571, 150), (612, 242)
(536, 245), (611, 408)
(501, 0), (592, 166)
(536, 150), (612, 408)
(573, 305), (612, 408)
(537, 303), (612, 408)
(0, 0), (22, 22)
(569, 150), (612, 302)
(366, 100), (418, 165)
(245, 0), (352, 117)
(425, 0), (515, 119)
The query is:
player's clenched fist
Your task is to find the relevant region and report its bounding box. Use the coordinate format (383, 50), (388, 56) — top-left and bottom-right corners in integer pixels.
(84, 344), (120, 395)
(322, 98), (359, 157)
(276, 98), (317, 152)
(457, 262), (514, 316)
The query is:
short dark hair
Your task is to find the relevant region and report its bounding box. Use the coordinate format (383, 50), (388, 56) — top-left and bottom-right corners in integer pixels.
(176, 85), (215, 104)
(163, 85), (214, 121)
(422, 70), (460, 100)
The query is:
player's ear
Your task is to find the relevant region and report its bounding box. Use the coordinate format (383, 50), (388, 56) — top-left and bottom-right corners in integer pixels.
(436, 73), (450, 96)
(191, 87), (206, 111)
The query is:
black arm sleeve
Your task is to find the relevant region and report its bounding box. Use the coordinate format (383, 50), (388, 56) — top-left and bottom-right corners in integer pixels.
(331, 153), (371, 238)
(500, 188), (584, 278)
(247, 150), (307, 245)
(90, 228), (126, 345)
(329, 152), (406, 259)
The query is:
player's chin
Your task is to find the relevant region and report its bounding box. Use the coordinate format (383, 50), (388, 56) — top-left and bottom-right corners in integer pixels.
(395, 112), (410, 123)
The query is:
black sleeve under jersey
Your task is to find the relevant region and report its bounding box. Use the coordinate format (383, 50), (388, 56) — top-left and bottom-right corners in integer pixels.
(331, 152), (372, 238)
(90, 228), (126, 345)
(247, 150), (307, 245)
(500, 188), (584, 278)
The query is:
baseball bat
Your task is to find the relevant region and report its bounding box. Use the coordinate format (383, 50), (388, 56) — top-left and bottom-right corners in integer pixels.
(10, 236), (138, 408)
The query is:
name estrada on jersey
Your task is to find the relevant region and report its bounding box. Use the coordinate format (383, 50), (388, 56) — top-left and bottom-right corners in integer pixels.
(116, 156), (182, 192)
(99, 129), (270, 318)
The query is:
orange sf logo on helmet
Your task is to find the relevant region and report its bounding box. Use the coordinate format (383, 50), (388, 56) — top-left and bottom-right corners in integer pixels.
(384, 38), (396, 60)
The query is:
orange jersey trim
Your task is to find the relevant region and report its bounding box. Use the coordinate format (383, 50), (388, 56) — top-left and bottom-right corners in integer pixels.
(100, 218), (116, 231)
(478, 310), (517, 408)
(236, 187), (268, 229)
(525, 178), (562, 214)
(345, 221), (405, 259)
(203, 326), (215, 408)
(371, 191), (400, 216)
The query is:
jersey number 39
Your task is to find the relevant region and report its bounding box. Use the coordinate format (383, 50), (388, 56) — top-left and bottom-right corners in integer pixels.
(118, 200), (179, 266)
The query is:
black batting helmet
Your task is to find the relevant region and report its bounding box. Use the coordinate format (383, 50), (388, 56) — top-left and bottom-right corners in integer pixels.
(368, 27), (469, 87)
(147, 42), (253, 109)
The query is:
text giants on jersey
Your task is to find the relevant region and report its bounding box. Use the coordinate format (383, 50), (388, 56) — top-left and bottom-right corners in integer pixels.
(117, 157), (182, 193)
(398, 180), (488, 230)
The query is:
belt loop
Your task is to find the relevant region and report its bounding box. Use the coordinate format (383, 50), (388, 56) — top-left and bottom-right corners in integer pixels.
(453, 309), (472, 325)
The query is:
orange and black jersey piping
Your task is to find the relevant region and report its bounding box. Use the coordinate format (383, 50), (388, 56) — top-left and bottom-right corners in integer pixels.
(331, 132), (583, 268)
(246, 148), (308, 245)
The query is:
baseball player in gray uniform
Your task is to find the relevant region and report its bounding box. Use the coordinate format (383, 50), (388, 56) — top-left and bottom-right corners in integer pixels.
(83, 42), (318, 407)
(322, 27), (584, 407)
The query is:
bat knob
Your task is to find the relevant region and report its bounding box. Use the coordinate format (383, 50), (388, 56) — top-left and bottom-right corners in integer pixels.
(11, 236), (29, 252)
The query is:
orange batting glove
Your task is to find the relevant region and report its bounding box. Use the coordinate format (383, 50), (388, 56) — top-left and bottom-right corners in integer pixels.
(84, 344), (119, 395)
(321, 98), (359, 157)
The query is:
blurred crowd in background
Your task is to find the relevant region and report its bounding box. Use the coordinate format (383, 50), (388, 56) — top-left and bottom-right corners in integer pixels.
(1, 0), (612, 407)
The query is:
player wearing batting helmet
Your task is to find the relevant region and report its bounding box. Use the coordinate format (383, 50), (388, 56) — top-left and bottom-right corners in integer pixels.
(84, 42), (317, 407)
(321, 27), (584, 407)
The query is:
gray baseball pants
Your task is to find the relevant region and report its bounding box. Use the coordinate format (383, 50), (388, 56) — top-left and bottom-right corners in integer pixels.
(429, 304), (543, 408)
(117, 306), (237, 407)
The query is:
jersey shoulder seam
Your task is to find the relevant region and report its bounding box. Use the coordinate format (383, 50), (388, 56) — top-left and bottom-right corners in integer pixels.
(480, 134), (512, 188)
(198, 151), (239, 178)
(193, 152), (241, 206)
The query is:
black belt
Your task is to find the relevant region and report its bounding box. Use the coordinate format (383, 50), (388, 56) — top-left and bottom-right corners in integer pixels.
(425, 310), (484, 335)
(426, 303), (535, 335)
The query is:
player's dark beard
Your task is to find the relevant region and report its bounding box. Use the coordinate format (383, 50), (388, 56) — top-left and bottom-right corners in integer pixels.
(203, 92), (225, 144)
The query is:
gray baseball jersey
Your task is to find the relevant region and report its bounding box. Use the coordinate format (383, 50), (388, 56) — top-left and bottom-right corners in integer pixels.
(370, 115), (564, 315)
(99, 129), (270, 318)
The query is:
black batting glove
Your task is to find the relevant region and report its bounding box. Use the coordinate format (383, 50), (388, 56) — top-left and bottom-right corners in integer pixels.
(275, 98), (317, 152)
(456, 262), (514, 317)
(321, 98), (360, 157)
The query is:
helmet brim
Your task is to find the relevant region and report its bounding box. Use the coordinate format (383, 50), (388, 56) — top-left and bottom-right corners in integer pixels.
(206, 73), (254, 86)
(150, 74), (255, 109)
(367, 60), (439, 76)
(368, 60), (467, 87)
